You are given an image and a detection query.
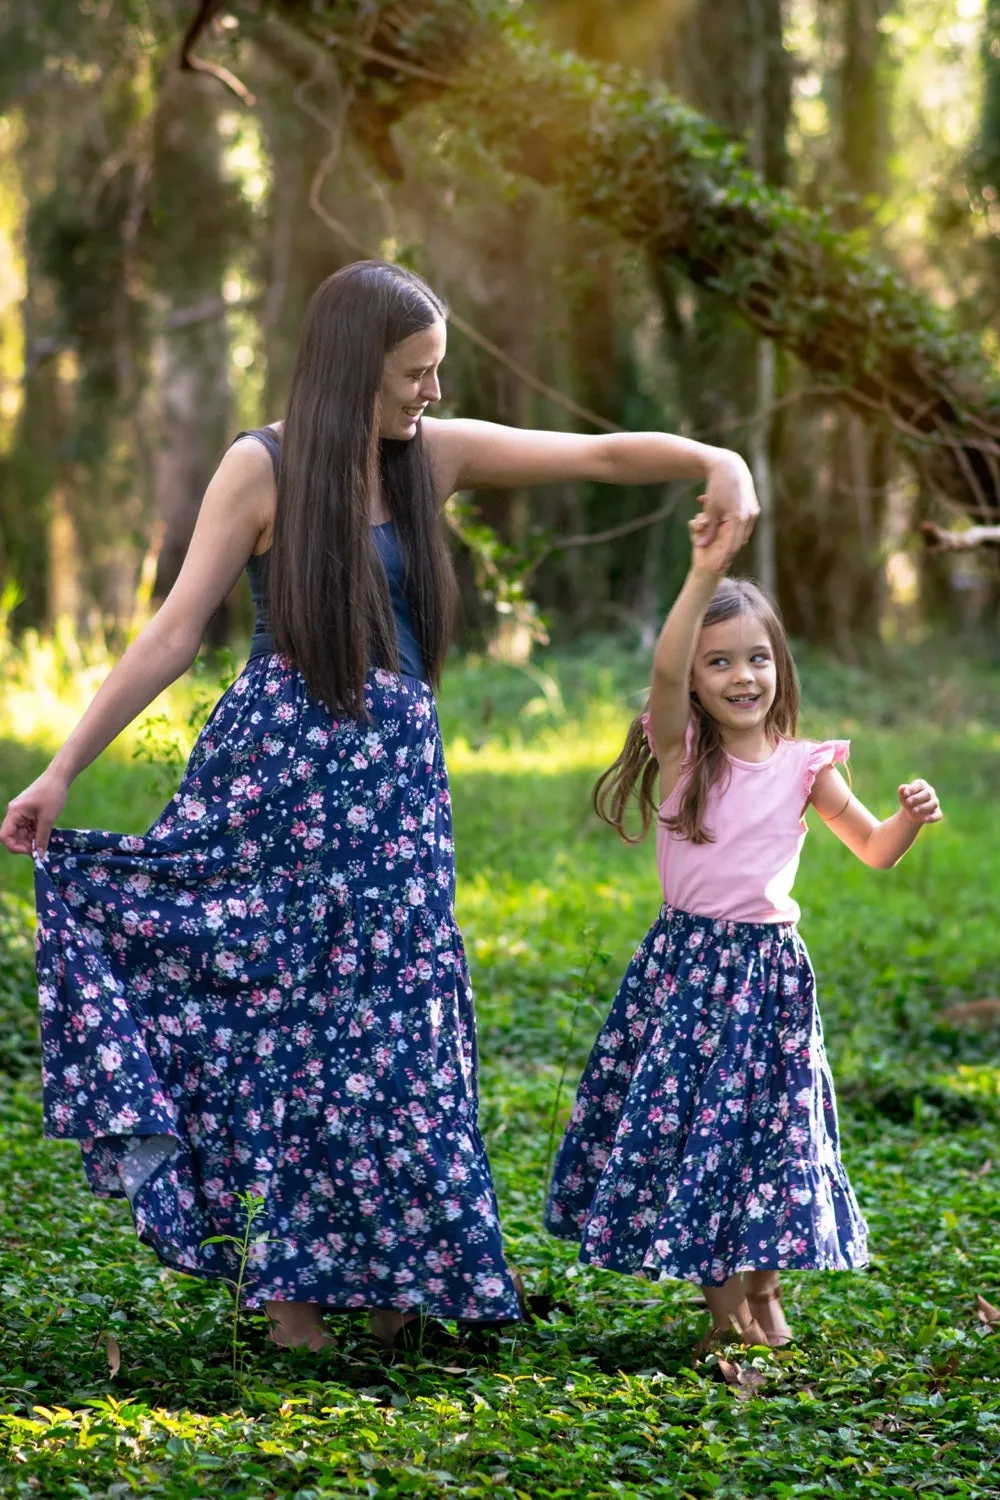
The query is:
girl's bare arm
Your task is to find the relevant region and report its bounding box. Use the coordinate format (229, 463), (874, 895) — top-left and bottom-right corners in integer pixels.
(809, 766), (942, 869)
(645, 516), (743, 794)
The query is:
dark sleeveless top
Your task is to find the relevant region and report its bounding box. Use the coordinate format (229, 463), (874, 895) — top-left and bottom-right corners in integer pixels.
(237, 428), (428, 683)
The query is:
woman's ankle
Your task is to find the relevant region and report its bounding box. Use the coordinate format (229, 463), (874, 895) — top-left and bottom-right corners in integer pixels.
(369, 1308), (420, 1345)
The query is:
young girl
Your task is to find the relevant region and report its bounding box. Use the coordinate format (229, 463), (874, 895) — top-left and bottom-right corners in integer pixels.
(545, 516), (941, 1348)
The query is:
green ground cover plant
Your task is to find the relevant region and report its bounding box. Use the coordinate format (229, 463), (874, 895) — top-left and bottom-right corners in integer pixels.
(1, 642), (999, 1498)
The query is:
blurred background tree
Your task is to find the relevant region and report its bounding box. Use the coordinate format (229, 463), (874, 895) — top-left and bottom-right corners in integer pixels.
(1, 0), (998, 662)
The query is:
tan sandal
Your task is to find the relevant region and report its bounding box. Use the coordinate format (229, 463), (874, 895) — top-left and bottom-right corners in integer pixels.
(746, 1285), (794, 1348)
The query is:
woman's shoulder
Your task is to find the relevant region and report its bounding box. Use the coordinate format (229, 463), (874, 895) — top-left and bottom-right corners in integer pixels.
(230, 422), (282, 462)
(216, 430), (279, 554)
(420, 416), (461, 504)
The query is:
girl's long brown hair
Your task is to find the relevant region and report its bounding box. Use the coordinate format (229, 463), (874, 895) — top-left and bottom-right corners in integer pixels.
(594, 578), (800, 845)
(269, 261), (457, 716)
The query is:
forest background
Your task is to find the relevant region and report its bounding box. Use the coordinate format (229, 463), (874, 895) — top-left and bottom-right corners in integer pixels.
(2, 0), (1000, 661)
(2, 3), (1000, 1499)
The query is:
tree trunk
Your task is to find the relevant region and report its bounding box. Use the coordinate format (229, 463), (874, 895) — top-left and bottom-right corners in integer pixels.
(773, 0), (894, 652)
(652, 0), (787, 596)
(147, 72), (239, 642)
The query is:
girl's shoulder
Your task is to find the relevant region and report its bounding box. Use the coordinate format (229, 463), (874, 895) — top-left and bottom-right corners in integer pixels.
(785, 736), (851, 805)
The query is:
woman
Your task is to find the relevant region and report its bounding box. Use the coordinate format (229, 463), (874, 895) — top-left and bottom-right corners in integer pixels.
(1, 261), (758, 1351)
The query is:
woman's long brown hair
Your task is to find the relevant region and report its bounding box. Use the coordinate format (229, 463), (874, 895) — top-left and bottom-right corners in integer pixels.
(268, 261), (457, 716)
(593, 578), (800, 845)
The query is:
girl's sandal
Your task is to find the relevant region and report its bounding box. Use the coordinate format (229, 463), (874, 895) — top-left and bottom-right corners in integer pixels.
(746, 1287), (795, 1349)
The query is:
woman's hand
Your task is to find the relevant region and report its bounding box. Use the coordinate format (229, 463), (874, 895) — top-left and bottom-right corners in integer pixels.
(1, 769), (69, 856)
(897, 779), (942, 826)
(698, 452), (759, 550)
(689, 513), (745, 577)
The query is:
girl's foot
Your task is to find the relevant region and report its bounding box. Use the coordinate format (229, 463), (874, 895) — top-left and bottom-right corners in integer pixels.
(698, 1276), (769, 1352)
(264, 1299), (334, 1351)
(745, 1285), (794, 1348)
(697, 1311), (769, 1354)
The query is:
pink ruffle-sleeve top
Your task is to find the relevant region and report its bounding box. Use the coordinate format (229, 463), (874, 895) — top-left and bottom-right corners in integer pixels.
(644, 720), (849, 925)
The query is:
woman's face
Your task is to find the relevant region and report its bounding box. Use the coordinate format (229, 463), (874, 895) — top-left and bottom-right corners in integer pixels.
(380, 320), (447, 440)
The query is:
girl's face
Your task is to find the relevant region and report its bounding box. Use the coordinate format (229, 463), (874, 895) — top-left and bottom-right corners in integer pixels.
(691, 611), (778, 735)
(380, 320), (447, 440)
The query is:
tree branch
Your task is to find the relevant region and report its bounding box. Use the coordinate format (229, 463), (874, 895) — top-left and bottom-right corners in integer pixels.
(180, 0), (256, 106)
(920, 521), (1000, 552)
(248, 0), (1000, 520)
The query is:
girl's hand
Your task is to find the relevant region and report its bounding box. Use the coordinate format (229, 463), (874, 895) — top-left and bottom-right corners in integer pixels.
(698, 452), (759, 549)
(0, 769), (69, 856)
(897, 779), (942, 826)
(689, 513), (744, 577)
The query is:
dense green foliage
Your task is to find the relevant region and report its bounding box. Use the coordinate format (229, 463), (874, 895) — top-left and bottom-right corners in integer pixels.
(3, 0), (1000, 660)
(1, 646), (999, 1498)
(276, 0), (1000, 517)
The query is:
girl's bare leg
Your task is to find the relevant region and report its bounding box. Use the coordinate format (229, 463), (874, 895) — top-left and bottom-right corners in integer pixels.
(700, 1274), (768, 1347)
(264, 1298), (334, 1351)
(744, 1270), (793, 1347)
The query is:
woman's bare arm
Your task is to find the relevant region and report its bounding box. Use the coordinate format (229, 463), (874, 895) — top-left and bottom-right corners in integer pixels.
(1, 440), (273, 854)
(423, 418), (759, 548)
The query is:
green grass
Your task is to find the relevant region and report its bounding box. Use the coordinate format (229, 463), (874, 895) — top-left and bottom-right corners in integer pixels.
(1, 641), (999, 1498)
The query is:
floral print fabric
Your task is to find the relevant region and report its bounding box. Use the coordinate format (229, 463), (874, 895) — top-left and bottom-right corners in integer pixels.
(34, 658), (521, 1321)
(545, 903), (868, 1286)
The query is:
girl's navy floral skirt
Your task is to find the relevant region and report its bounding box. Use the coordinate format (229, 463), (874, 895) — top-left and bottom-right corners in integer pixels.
(545, 903), (869, 1287)
(34, 658), (521, 1322)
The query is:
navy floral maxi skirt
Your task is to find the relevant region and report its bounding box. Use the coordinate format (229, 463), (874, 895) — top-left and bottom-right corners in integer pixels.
(545, 903), (869, 1286)
(33, 658), (522, 1321)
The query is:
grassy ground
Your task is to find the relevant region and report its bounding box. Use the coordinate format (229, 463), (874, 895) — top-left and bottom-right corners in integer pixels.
(1, 638), (999, 1499)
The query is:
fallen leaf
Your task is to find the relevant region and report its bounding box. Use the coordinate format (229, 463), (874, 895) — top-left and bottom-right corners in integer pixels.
(441, 1365), (469, 1375)
(715, 1357), (766, 1398)
(106, 1335), (121, 1378)
(976, 1294), (1000, 1329)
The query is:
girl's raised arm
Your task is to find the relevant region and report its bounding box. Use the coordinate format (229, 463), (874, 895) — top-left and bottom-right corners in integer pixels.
(422, 418), (759, 550)
(646, 516), (743, 777)
(809, 767), (942, 869)
(0, 440), (273, 857)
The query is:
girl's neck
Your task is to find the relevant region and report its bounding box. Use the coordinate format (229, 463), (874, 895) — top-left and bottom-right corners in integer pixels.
(716, 723), (777, 764)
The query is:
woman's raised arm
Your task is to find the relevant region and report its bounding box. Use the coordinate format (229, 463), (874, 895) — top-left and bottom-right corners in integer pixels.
(423, 418), (759, 548)
(0, 440), (273, 856)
